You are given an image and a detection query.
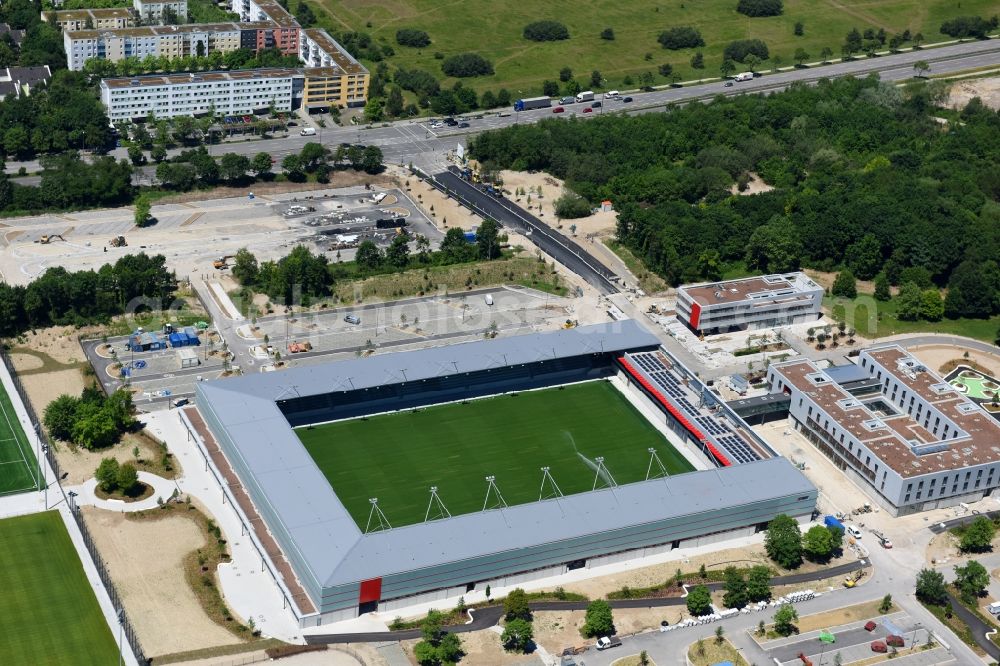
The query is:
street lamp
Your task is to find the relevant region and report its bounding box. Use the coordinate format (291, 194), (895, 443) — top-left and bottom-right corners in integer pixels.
(117, 608), (125, 666)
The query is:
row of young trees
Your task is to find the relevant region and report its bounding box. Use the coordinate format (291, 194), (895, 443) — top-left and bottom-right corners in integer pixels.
(469, 75), (1000, 311)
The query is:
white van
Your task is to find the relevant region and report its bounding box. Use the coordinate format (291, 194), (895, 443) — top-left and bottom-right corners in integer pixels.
(988, 602), (1000, 615)
(605, 90), (620, 99)
(485, 294), (494, 306)
(847, 525), (862, 539)
(300, 127), (317, 136)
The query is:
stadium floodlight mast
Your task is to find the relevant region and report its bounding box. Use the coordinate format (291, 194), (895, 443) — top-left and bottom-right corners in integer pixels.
(592, 456), (618, 491)
(365, 497), (392, 533)
(424, 486), (452, 522)
(538, 466), (564, 501)
(482, 475), (508, 512)
(646, 447), (670, 481)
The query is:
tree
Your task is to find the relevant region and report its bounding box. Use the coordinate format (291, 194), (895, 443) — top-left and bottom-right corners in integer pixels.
(773, 603), (798, 636)
(600, 27), (615, 40)
(722, 567), (748, 609)
(686, 584), (712, 615)
(44, 394), (79, 441)
(765, 514), (802, 569)
(831, 270), (857, 299)
(746, 565), (772, 602)
(915, 568), (947, 605)
(820, 46), (834, 63)
(501, 617), (533, 653)
(955, 560), (989, 603)
(503, 587), (531, 621)
(219, 152), (250, 182)
(945, 261), (996, 318)
(921, 289), (944, 321)
(476, 218), (502, 260)
(746, 217), (802, 273)
(542, 80), (559, 96)
(794, 21), (804, 36)
(281, 154), (305, 181)
(299, 142), (329, 172)
(715, 625), (725, 643)
(658, 27), (705, 50)
(879, 594), (893, 613)
(873, 273), (891, 301)
(396, 28), (431, 47)
(364, 97), (384, 122)
(355, 241), (384, 272)
(720, 59), (735, 79)
(133, 196), (152, 227)
(117, 462), (139, 495)
(794, 48), (810, 66)
(913, 60), (930, 78)
(554, 193), (591, 219)
(95, 457), (120, 493)
(127, 145), (146, 166)
(691, 52), (705, 69)
(895, 282), (923, 321)
(723, 39), (770, 63)
(523, 20), (570, 42)
(940, 16), (995, 39)
(802, 524), (836, 561)
(959, 515), (996, 552)
(361, 146), (384, 174)
(658, 63), (674, 79)
(232, 248), (259, 285)
(249, 153), (273, 178)
(72, 409), (118, 450)
(737, 0), (783, 17)
(414, 610), (462, 665)
(559, 66), (573, 82)
(441, 53), (494, 77)
(386, 86), (405, 117)
(386, 234), (410, 268)
(582, 600), (614, 637)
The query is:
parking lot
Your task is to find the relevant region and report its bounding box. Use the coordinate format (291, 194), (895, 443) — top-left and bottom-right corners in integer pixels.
(81, 327), (230, 409)
(762, 612), (942, 666)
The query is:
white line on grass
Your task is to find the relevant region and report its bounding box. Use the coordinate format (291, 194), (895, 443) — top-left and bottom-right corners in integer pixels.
(0, 393), (36, 490)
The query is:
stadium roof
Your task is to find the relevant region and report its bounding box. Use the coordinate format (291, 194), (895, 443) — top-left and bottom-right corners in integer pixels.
(196, 321), (811, 599)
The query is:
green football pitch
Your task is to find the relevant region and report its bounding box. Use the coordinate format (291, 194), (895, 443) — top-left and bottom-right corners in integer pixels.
(0, 511), (120, 665)
(0, 377), (38, 496)
(297, 380), (694, 528)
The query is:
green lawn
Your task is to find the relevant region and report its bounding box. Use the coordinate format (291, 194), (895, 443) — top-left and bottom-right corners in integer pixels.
(0, 511), (120, 665)
(305, 0), (999, 93)
(296, 380), (693, 527)
(828, 296), (1000, 343)
(0, 378), (38, 496)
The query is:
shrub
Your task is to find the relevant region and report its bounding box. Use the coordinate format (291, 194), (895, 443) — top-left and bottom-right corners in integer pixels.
(737, 0), (783, 17)
(582, 600), (614, 637)
(523, 20), (570, 42)
(396, 28), (431, 47)
(687, 584), (712, 615)
(724, 39), (770, 62)
(554, 193), (592, 219)
(658, 26), (704, 50)
(441, 53), (494, 77)
(940, 15), (997, 39)
(600, 27), (615, 40)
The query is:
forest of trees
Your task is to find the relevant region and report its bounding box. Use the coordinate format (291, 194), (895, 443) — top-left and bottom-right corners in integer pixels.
(469, 76), (1000, 320)
(0, 253), (177, 337)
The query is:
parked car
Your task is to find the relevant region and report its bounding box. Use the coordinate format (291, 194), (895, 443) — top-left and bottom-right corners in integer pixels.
(870, 641), (887, 654)
(595, 636), (622, 650)
(847, 525), (863, 539)
(583, 107), (593, 113)
(552, 106), (565, 113)
(173, 398), (189, 408)
(344, 314), (361, 325)
(864, 621), (877, 632)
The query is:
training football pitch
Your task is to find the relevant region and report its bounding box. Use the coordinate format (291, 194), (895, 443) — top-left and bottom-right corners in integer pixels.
(0, 511), (120, 665)
(0, 377), (38, 496)
(297, 380), (694, 527)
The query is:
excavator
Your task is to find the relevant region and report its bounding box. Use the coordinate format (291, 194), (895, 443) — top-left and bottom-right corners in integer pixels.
(36, 234), (66, 244)
(109, 236), (127, 247)
(213, 255), (235, 270)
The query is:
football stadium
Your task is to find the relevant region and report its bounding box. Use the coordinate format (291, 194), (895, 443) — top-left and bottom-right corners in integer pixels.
(189, 320), (817, 626)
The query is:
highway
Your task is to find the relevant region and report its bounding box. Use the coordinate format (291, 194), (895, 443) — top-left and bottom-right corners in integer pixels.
(8, 37), (1000, 185)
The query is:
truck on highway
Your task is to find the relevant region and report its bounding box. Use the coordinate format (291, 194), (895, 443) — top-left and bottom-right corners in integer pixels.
(575, 90), (595, 103)
(735, 72), (754, 81)
(513, 96), (551, 111)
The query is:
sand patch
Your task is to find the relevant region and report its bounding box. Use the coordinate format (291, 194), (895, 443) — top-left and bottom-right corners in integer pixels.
(729, 171), (775, 196)
(8, 353), (44, 371)
(909, 344), (1000, 380)
(500, 170), (616, 239)
(530, 607), (670, 655)
(947, 76), (1000, 110)
(396, 170), (482, 232)
(52, 429), (179, 485)
(19, 368), (86, 420)
(81, 508), (240, 657)
(17, 326), (92, 364)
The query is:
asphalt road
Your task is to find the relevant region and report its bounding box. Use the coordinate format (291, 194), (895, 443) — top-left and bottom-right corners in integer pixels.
(302, 560), (865, 644)
(429, 167), (619, 294)
(945, 590), (1000, 660)
(9, 38), (1000, 185)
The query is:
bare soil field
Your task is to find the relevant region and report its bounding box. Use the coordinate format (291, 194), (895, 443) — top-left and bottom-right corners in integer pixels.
(403, 628), (543, 666)
(155, 172), (392, 205)
(910, 344), (1000, 379)
(81, 508), (240, 658)
(947, 76), (1000, 110)
(500, 170), (616, 239)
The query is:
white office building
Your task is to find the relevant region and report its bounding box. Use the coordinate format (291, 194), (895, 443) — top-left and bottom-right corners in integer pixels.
(676, 272), (823, 334)
(100, 68), (298, 120)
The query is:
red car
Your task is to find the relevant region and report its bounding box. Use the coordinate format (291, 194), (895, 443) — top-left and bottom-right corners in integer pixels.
(552, 106), (565, 113)
(583, 107), (593, 113)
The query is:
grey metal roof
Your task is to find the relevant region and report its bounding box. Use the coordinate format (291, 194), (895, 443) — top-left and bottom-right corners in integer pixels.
(824, 362), (870, 386)
(197, 321), (812, 600)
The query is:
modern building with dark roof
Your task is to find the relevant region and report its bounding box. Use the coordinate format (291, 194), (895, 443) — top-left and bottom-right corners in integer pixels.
(768, 345), (1000, 516)
(676, 272), (823, 334)
(189, 321), (817, 625)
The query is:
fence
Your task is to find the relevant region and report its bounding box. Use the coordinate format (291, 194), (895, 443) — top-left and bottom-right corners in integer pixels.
(0, 346), (150, 666)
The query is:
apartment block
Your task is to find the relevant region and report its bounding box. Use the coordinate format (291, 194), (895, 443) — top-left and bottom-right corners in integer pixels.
(65, 23), (247, 70)
(299, 28), (368, 108)
(43, 8), (134, 32)
(232, 0), (298, 54)
(768, 346), (1000, 516)
(676, 272), (823, 334)
(133, 0), (188, 23)
(101, 68), (299, 120)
